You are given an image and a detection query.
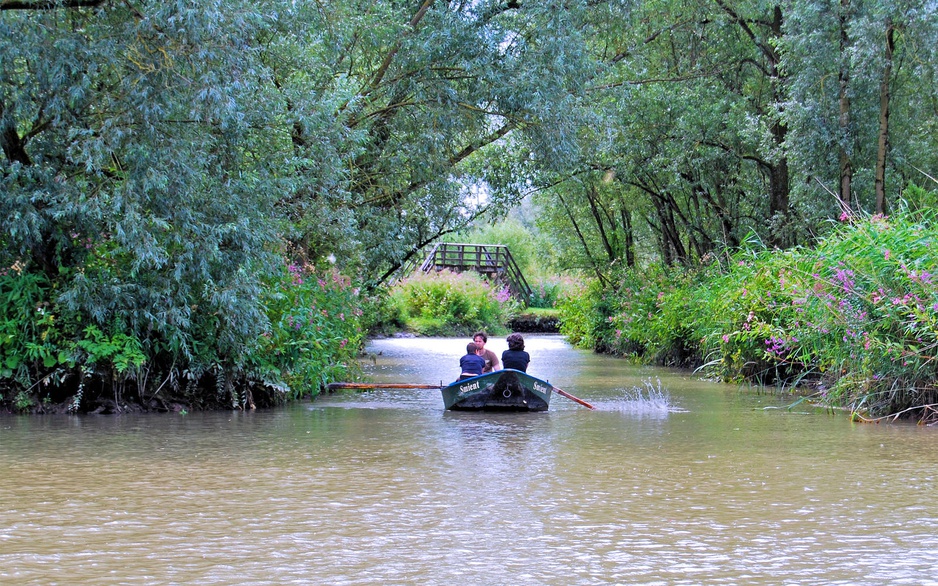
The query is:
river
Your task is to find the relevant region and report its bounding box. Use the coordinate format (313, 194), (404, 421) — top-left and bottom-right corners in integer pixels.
(1, 334), (936, 585)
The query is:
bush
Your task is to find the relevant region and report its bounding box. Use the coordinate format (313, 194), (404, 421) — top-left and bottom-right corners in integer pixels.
(0, 260), (367, 412)
(556, 277), (603, 349)
(685, 209), (938, 418)
(251, 263), (365, 402)
(388, 270), (520, 335)
(527, 276), (577, 308)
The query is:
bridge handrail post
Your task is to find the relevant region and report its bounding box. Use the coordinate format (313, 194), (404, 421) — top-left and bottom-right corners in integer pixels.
(419, 243), (440, 273)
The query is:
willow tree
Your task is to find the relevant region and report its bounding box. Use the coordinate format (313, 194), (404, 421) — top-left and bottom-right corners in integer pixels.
(530, 0), (938, 277)
(1, 1), (282, 387)
(782, 0), (938, 218)
(2, 0), (609, 405)
(256, 0), (602, 287)
(530, 0), (797, 274)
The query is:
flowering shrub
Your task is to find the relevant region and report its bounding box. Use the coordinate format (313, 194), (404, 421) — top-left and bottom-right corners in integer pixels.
(600, 266), (699, 363)
(692, 210), (938, 418)
(254, 262), (365, 401)
(388, 270), (519, 335)
(689, 248), (808, 383)
(0, 246), (371, 410)
(784, 211), (938, 417)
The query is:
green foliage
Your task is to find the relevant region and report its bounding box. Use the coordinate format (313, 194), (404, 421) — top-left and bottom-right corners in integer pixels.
(255, 1), (604, 286)
(0, 270), (68, 384)
(13, 390), (33, 413)
(388, 270), (519, 336)
(576, 203), (938, 420)
(556, 277), (604, 349)
(581, 266), (702, 365)
(253, 263), (366, 402)
(0, 259), (366, 410)
(75, 325), (146, 375)
(783, 3), (938, 216)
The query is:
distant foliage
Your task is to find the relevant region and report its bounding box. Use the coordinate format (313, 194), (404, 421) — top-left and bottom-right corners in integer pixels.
(448, 217), (557, 281)
(388, 270), (519, 336)
(527, 276), (577, 309)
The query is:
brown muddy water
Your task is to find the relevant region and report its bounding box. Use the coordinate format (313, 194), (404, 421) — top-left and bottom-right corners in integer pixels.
(1, 334), (936, 585)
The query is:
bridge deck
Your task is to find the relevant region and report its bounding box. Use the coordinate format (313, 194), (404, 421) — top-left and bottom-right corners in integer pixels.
(417, 243), (532, 302)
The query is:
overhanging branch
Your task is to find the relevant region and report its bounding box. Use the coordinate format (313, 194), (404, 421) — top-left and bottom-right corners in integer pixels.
(1, 0), (105, 9)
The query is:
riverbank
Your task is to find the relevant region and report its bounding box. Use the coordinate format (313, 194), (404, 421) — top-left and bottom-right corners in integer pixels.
(507, 310), (561, 333)
(555, 209), (938, 424)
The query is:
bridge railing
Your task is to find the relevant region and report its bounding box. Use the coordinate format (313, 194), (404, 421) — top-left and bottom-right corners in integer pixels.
(417, 243), (532, 303)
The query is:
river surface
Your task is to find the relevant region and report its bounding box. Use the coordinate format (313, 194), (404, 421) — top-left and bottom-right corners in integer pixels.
(2, 334), (936, 585)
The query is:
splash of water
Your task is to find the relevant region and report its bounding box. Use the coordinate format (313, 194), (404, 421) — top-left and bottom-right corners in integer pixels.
(601, 378), (680, 415)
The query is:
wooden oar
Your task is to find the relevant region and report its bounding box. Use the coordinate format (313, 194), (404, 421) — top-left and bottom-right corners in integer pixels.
(327, 382), (443, 391)
(551, 385), (596, 410)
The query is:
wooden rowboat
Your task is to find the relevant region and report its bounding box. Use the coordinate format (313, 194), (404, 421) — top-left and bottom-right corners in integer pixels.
(441, 369), (552, 411)
(327, 371), (594, 411)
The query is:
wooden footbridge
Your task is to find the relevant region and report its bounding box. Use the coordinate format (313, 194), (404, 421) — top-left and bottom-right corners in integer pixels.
(410, 243), (532, 302)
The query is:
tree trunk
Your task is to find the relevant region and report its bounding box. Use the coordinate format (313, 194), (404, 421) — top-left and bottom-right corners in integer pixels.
(715, 1), (790, 247)
(585, 183), (616, 262)
(874, 21), (895, 215)
(556, 190), (608, 284)
(838, 0), (853, 210)
(620, 206), (635, 268)
(766, 5), (790, 248)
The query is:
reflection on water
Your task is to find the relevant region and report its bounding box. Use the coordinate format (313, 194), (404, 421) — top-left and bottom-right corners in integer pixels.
(2, 334), (937, 585)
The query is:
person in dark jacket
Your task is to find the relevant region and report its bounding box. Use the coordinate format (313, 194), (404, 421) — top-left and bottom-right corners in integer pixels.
(501, 333), (530, 372)
(459, 342), (486, 380)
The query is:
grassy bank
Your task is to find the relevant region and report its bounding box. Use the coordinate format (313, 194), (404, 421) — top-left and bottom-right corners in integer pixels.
(368, 270), (571, 337)
(558, 204), (938, 423)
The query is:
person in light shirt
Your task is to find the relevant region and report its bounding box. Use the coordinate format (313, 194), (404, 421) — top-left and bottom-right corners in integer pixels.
(472, 331), (501, 373)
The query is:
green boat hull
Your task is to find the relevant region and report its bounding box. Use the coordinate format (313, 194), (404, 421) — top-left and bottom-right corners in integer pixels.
(441, 369), (553, 411)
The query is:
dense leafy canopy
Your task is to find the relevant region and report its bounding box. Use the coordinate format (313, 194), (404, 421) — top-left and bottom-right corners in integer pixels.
(531, 0), (938, 273)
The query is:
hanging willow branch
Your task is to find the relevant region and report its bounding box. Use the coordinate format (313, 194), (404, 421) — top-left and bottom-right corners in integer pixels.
(1, 0), (105, 9)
